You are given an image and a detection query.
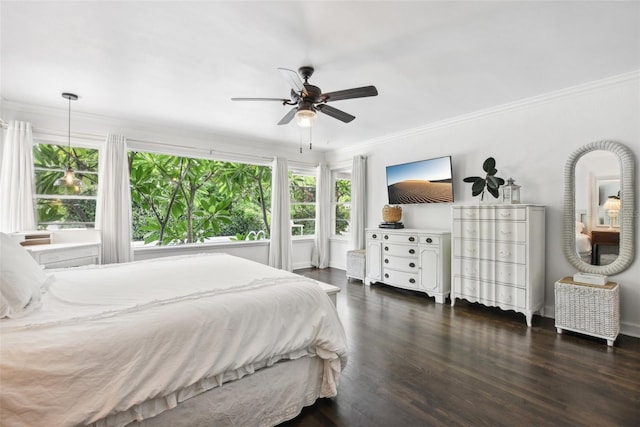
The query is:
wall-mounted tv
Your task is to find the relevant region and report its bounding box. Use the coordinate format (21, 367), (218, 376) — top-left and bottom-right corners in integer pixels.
(386, 156), (454, 204)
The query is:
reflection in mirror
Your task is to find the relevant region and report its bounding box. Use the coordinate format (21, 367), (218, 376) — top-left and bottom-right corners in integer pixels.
(574, 150), (620, 266)
(564, 140), (635, 276)
(596, 178), (620, 228)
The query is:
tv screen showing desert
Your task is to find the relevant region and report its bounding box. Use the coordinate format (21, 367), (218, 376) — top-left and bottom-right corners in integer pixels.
(386, 157), (454, 204)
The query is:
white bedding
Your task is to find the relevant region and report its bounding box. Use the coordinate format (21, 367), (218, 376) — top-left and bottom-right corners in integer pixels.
(0, 253), (347, 427)
(576, 232), (592, 260)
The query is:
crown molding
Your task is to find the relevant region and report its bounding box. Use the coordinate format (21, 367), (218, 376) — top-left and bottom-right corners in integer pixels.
(332, 70), (640, 156)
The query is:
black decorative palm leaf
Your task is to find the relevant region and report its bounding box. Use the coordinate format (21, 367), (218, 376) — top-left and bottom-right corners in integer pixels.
(463, 157), (505, 200)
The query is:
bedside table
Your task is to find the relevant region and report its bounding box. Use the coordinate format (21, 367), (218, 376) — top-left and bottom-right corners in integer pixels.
(26, 242), (101, 269)
(554, 277), (619, 346)
(590, 229), (619, 265)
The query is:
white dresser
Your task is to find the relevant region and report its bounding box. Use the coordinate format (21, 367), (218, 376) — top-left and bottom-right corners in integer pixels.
(451, 205), (545, 326)
(365, 228), (451, 303)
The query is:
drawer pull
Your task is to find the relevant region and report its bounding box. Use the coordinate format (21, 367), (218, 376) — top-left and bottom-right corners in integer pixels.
(426, 237), (433, 244)
(409, 262), (416, 268)
(498, 250), (512, 259)
(384, 235), (389, 240)
(465, 248), (477, 254)
(499, 212), (512, 218)
(409, 278), (416, 284)
(409, 249), (415, 254)
(465, 266), (478, 274)
(384, 259), (389, 264)
(384, 273), (389, 279)
(465, 228), (477, 235)
(408, 236), (415, 242)
(372, 233), (377, 239)
(464, 212), (476, 218)
(500, 230), (512, 236)
(384, 246), (389, 251)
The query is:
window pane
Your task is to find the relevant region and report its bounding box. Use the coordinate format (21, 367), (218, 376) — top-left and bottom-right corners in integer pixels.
(129, 151), (272, 245)
(334, 177), (351, 235)
(289, 173), (316, 236)
(33, 144), (99, 229)
(335, 204), (351, 235)
(36, 198), (97, 228)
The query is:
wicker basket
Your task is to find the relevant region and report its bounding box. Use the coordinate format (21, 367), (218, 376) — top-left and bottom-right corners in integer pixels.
(554, 277), (619, 343)
(382, 205), (402, 223)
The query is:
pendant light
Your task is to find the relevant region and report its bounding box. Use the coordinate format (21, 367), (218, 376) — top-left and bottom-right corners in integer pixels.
(55, 92), (82, 190)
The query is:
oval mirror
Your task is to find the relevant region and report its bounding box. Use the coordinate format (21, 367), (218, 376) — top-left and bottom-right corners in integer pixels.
(564, 140), (635, 275)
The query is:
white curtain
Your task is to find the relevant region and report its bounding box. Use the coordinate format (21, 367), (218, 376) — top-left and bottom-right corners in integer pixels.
(0, 121), (36, 232)
(268, 157), (293, 271)
(350, 155), (367, 250)
(95, 134), (132, 264)
(312, 163), (331, 268)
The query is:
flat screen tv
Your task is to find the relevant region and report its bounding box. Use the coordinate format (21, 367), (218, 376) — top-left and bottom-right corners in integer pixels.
(386, 156), (454, 204)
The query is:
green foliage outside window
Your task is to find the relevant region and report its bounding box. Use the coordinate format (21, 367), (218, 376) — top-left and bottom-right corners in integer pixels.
(335, 178), (351, 235)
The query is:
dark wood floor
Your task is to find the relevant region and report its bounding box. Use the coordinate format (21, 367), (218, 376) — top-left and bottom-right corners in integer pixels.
(282, 267), (640, 427)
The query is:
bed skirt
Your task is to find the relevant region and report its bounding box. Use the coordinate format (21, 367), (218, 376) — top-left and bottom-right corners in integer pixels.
(100, 356), (325, 427)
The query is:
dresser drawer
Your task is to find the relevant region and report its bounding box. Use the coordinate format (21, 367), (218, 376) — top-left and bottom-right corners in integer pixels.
(382, 243), (418, 257)
(453, 239), (526, 264)
(453, 277), (525, 308)
(383, 269), (419, 289)
(453, 258), (526, 287)
(453, 220), (493, 240)
(383, 255), (419, 273)
(453, 276), (493, 300)
(367, 231), (382, 241)
(453, 207), (527, 221)
(37, 245), (100, 265)
(381, 232), (418, 244)
(495, 208), (527, 221)
(495, 283), (526, 308)
(453, 220), (525, 242)
(419, 234), (440, 246)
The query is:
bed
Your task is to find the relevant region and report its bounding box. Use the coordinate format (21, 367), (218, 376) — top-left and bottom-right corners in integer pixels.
(0, 232), (347, 427)
(575, 220), (592, 263)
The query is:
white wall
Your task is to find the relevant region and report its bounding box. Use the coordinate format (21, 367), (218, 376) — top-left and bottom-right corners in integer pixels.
(326, 72), (640, 337)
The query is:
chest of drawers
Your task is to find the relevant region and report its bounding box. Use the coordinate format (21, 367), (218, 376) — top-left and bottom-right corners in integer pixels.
(365, 228), (451, 303)
(451, 205), (545, 326)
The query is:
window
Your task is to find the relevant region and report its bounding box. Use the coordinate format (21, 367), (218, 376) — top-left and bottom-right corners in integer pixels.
(33, 143), (99, 229)
(289, 172), (316, 236)
(333, 172), (351, 235)
(128, 151), (272, 245)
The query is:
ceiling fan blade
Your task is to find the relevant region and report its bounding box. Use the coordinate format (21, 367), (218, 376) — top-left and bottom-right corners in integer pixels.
(231, 97), (290, 102)
(278, 68), (308, 97)
(316, 104), (355, 123)
(277, 107), (297, 125)
(321, 85), (378, 102)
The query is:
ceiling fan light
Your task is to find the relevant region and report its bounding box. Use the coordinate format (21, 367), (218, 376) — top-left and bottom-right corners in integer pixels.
(295, 109), (317, 128)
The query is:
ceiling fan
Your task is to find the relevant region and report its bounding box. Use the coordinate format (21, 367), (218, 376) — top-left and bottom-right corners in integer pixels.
(231, 66), (378, 127)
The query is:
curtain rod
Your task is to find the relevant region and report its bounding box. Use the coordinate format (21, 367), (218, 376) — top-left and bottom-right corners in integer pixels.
(2, 121), (318, 167)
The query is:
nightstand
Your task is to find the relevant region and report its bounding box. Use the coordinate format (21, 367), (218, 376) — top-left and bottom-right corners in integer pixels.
(554, 277), (619, 346)
(590, 229), (619, 265)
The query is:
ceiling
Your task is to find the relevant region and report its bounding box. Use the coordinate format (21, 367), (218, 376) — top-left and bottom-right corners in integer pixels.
(2, 1), (639, 153)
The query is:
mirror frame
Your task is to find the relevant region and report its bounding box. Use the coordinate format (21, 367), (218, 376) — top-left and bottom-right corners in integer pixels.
(564, 140), (635, 275)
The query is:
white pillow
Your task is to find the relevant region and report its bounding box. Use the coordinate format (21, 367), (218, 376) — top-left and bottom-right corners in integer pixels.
(0, 232), (51, 318)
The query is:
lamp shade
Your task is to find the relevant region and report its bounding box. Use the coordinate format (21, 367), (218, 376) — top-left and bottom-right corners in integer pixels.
(603, 196), (621, 212)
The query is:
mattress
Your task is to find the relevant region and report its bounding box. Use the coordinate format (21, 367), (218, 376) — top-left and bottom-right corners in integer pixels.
(0, 253), (348, 427)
